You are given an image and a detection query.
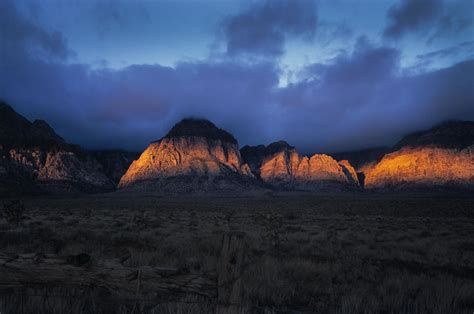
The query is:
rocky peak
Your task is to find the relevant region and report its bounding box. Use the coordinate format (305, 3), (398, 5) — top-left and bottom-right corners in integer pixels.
(118, 119), (256, 192)
(0, 102), (65, 148)
(266, 141), (295, 155)
(241, 141), (360, 190)
(0, 102), (33, 142)
(163, 118), (237, 144)
(394, 120), (474, 150)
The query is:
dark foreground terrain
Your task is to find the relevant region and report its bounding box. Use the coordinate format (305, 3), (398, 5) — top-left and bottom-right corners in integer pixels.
(1, 192), (473, 314)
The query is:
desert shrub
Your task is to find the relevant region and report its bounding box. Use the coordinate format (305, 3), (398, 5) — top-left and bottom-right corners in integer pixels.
(261, 210), (284, 247)
(224, 209), (236, 231)
(131, 210), (149, 228)
(188, 210), (198, 230)
(1, 199), (26, 226)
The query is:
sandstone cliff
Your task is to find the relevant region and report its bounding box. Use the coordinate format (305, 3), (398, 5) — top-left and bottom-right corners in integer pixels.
(241, 141), (359, 190)
(118, 119), (256, 192)
(0, 102), (114, 195)
(364, 146), (474, 189)
(364, 121), (474, 190)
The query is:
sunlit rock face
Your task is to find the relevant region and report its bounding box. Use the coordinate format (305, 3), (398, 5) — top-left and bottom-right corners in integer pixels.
(0, 102), (114, 195)
(241, 141), (360, 190)
(8, 149), (113, 192)
(118, 119), (256, 191)
(365, 121), (474, 190)
(364, 146), (474, 189)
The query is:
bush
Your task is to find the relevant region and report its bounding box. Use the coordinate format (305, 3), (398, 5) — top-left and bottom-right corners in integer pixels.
(1, 199), (26, 226)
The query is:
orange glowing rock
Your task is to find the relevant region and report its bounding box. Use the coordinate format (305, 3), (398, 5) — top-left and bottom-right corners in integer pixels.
(364, 121), (474, 190)
(118, 119), (255, 191)
(118, 137), (252, 186)
(364, 146), (474, 189)
(241, 141), (360, 189)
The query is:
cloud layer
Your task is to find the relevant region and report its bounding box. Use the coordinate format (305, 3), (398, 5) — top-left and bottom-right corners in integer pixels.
(1, 0), (473, 154)
(222, 0), (317, 57)
(383, 0), (472, 41)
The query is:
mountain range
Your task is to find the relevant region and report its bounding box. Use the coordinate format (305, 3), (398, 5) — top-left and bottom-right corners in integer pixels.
(1, 101), (473, 196)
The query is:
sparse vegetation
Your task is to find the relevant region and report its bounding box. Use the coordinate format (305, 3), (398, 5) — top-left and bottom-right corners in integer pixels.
(260, 209), (284, 247)
(1, 199), (26, 226)
(0, 194), (473, 313)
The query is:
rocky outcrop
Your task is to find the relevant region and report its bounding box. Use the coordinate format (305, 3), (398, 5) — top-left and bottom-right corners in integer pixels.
(7, 148), (113, 193)
(338, 160), (359, 185)
(364, 146), (474, 189)
(3, 99), (472, 194)
(330, 147), (390, 187)
(241, 141), (293, 175)
(92, 150), (139, 183)
(364, 121), (474, 190)
(241, 141), (360, 190)
(0, 102), (114, 195)
(118, 119), (257, 192)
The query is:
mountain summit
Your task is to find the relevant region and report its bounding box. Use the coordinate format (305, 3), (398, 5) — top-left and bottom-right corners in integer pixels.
(118, 119), (255, 192)
(163, 118), (237, 144)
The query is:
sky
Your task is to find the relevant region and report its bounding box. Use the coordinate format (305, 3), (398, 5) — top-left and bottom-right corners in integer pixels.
(1, 0), (473, 154)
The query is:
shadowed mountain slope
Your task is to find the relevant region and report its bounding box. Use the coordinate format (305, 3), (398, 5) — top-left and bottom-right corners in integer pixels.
(393, 121), (474, 150)
(0, 102), (114, 195)
(91, 150), (139, 183)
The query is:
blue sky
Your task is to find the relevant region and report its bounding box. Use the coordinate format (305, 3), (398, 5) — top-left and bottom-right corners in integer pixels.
(19, 0), (472, 71)
(2, 0), (473, 153)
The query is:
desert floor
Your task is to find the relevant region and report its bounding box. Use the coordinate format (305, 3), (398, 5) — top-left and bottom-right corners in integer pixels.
(1, 192), (473, 313)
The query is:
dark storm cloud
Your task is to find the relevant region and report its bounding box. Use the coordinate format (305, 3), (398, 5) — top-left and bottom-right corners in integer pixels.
(221, 0), (317, 57)
(1, 1), (278, 150)
(383, 0), (443, 39)
(0, 0), (71, 61)
(383, 0), (472, 41)
(1, 56), (278, 150)
(274, 38), (474, 153)
(1, 1), (473, 154)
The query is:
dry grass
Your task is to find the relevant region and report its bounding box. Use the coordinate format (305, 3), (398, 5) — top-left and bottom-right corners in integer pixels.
(0, 192), (473, 313)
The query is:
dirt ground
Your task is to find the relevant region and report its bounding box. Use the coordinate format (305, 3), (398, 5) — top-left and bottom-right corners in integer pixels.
(1, 192), (473, 313)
